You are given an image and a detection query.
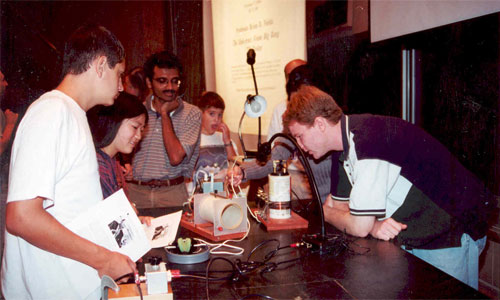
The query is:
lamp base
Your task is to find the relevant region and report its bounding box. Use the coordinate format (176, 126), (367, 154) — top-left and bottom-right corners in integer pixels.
(252, 209), (308, 231)
(302, 233), (348, 257)
(301, 234), (328, 254)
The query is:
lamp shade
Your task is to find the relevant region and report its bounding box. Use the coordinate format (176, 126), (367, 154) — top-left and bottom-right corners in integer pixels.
(244, 95), (267, 118)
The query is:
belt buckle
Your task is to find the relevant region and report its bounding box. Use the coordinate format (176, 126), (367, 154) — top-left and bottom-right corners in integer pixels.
(150, 179), (162, 188)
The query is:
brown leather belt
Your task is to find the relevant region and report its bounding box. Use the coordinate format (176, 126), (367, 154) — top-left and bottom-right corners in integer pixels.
(128, 177), (184, 188)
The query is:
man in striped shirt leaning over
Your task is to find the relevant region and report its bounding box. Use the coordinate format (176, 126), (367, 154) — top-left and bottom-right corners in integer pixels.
(283, 85), (495, 290)
(128, 51), (201, 208)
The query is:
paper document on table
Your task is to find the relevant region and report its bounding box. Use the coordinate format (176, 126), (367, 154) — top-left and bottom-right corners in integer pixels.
(60, 189), (151, 298)
(66, 188), (151, 260)
(144, 210), (182, 248)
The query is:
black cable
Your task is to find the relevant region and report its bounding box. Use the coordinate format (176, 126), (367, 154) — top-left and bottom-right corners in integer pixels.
(290, 189), (315, 215)
(111, 272), (143, 300)
(344, 237), (371, 256)
(183, 235), (362, 284)
(133, 272), (143, 300)
(205, 257), (237, 300)
(247, 239), (280, 262)
(181, 236), (368, 300)
(114, 272), (134, 283)
(177, 273), (232, 281)
(180, 235), (364, 295)
(239, 294), (276, 300)
(136, 282), (143, 300)
(234, 240), (311, 278)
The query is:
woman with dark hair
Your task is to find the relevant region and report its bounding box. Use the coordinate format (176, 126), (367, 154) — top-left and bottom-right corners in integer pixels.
(88, 92), (151, 224)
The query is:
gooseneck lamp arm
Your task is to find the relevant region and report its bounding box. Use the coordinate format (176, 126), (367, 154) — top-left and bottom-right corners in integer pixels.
(238, 49), (263, 159)
(249, 64), (262, 149)
(238, 110), (257, 158)
(258, 133), (326, 241)
(247, 49), (258, 94)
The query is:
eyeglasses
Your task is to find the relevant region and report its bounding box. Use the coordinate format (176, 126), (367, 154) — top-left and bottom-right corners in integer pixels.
(152, 77), (181, 86)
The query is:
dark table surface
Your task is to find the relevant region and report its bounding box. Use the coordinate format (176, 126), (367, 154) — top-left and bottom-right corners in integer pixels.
(138, 207), (488, 300)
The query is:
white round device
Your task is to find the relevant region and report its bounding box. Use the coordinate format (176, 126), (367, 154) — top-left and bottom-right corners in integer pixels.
(165, 244), (210, 264)
(244, 95), (267, 118)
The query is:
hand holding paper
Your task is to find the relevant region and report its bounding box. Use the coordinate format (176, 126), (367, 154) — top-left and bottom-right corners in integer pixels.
(144, 210), (183, 248)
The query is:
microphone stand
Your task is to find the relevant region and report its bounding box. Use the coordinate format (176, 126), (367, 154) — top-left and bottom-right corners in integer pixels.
(259, 133), (327, 252)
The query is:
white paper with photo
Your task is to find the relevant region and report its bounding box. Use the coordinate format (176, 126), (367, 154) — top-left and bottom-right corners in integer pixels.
(59, 189), (151, 298)
(145, 210), (182, 248)
(66, 189), (151, 260)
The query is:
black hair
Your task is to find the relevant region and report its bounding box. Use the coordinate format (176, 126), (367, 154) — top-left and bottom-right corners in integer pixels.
(285, 64), (316, 101)
(124, 66), (148, 101)
(87, 92), (148, 149)
(143, 51), (183, 80)
(62, 24), (125, 77)
(196, 91), (225, 111)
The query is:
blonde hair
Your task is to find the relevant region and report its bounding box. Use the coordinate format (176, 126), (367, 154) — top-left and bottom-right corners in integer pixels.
(283, 85), (342, 131)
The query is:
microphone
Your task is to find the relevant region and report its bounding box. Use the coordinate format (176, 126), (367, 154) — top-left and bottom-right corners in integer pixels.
(246, 49), (256, 65)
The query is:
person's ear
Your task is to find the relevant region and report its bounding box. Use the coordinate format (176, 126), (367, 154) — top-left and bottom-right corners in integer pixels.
(95, 56), (107, 78)
(314, 116), (326, 132)
(146, 77), (152, 89)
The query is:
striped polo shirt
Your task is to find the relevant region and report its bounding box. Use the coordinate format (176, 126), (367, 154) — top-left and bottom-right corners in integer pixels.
(330, 114), (495, 249)
(132, 96), (201, 181)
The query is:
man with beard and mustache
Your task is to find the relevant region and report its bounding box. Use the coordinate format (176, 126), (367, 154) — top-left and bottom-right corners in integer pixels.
(128, 51), (201, 208)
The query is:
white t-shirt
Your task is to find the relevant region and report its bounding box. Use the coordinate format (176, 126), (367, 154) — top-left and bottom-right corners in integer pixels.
(196, 132), (237, 176)
(1, 90), (103, 299)
(267, 100), (287, 141)
(266, 100), (302, 171)
(187, 132), (237, 193)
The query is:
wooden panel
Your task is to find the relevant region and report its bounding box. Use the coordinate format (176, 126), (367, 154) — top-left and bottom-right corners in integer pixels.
(253, 209), (309, 231)
(180, 214), (247, 242)
(108, 283), (173, 300)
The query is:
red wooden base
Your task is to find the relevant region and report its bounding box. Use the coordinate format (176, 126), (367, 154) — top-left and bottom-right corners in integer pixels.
(180, 214), (246, 241)
(252, 209), (309, 231)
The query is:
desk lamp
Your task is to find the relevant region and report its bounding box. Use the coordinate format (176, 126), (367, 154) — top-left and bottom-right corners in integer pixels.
(238, 49), (267, 159)
(236, 50), (327, 252)
(257, 134), (327, 252)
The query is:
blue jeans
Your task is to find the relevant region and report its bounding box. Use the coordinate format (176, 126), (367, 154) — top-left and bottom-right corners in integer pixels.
(403, 233), (486, 290)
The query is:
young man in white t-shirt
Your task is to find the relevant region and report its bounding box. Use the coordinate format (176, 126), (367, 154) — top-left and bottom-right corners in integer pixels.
(1, 24), (135, 299)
